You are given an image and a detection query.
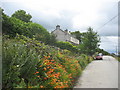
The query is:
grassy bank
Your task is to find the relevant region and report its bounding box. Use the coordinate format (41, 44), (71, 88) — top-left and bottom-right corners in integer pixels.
(3, 35), (93, 89)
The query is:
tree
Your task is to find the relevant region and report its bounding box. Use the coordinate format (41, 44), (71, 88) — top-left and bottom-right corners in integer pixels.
(12, 10), (32, 22)
(79, 27), (100, 56)
(2, 9), (10, 34)
(45, 34), (57, 45)
(71, 31), (82, 43)
(2, 16), (26, 37)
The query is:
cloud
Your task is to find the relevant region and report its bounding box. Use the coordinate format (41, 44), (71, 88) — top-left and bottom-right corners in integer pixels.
(31, 10), (76, 32)
(99, 36), (118, 53)
(98, 23), (118, 36)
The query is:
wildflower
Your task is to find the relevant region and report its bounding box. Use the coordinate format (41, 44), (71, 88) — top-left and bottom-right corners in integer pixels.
(44, 60), (49, 62)
(51, 60), (54, 61)
(64, 81), (68, 83)
(37, 76), (40, 77)
(28, 86), (32, 88)
(43, 67), (47, 71)
(36, 71), (39, 74)
(49, 69), (54, 72)
(44, 56), (47, 59)
(60, 82), (63, 86)
(71, 80), (74, 82)
(16, 65), (19, 67)
(47, 66), (51, 69)
(40, 85), (44, 88)
(39, 65), (42, 67)
(54, 73), (60, 78)
(48, 56), (50, 58)
(44, 77), (47, 80)
(53, 79), (57, 82)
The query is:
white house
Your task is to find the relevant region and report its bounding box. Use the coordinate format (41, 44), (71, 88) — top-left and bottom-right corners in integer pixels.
(51, 25), (79, 45)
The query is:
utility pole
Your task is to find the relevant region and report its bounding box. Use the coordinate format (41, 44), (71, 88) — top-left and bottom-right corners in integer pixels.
(116, 46), (118, 55)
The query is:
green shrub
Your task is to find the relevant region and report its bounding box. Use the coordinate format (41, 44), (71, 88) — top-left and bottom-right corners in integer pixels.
(55, 41), (78, 53)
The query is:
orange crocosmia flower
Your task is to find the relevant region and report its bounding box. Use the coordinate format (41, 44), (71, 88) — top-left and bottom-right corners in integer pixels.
(46, 71), (51, 75)
(28, 86), (32, 88)
(50, 69), (54, 72)
(39, 65), (42, 67)
(48, 56), (50, 58)
(51, 60), (54, 61)
(58, 80), (60, 82)
(44, 67), (47, 70)
(37, 76), (40, 77)
(47, 66), (50, 69)
(40, 85), (44, 88)
(60, 82), (63, 86)
(64, 81), (68, 83)
(53, 79), (57, 82)
(54, 86), (57, 88)
(44, 60), (49, 62)
(44, 77), (47, 80)
(54, 73), (59, 78)
(36, 71), (39, 74)
(46, 63), (50, 65)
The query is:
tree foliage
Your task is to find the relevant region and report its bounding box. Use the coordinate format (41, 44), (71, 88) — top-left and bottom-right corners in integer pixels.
(11, 10), (32, 22)
(71, 31), (82, 43)
(78, 27), (100, 55)
(2, 9), (57, 45)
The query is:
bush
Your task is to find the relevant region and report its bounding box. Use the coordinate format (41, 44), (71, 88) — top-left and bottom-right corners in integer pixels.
(55, 41), (78, 53)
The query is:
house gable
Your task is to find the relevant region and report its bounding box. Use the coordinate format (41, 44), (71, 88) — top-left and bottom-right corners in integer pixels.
(52, 25), (79, 45)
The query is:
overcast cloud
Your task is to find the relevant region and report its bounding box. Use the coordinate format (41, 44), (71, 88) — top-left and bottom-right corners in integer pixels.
(1, 0), (119, 53)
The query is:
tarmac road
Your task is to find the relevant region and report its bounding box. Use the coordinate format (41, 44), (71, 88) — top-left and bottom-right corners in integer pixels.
(74, 56), (118, 88)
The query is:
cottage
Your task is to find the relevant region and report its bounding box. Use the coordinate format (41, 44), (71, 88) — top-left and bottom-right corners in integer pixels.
(51, 25), (79, 45)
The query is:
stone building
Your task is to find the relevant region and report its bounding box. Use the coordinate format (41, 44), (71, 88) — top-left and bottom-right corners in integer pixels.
(51, 25), (79, 45)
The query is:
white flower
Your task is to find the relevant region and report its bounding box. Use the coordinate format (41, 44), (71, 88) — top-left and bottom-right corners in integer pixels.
(16, 65), (19, 67)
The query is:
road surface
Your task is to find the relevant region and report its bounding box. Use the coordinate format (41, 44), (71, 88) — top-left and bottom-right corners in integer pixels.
(74, 56), (118, 88)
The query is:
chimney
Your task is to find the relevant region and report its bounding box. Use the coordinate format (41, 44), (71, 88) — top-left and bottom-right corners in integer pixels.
(65, 29), (68, 33)
(56, 25), (60, 30)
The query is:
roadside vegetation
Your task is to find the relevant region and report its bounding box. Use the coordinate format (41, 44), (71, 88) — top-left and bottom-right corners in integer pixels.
(3, 35), (93, 89)
(2, 8), (110, 89)
(118, 57), (120, 62)
(117, 52), (120, 62)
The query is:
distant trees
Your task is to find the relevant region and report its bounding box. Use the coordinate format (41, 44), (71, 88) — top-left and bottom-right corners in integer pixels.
(11, 10), (32, 22)
(96, 48), (110, 55)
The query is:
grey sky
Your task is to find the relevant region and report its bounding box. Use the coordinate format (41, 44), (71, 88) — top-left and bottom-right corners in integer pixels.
(1, 0), (119, 53)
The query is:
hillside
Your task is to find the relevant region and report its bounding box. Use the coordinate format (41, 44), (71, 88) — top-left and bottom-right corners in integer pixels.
(2, 9), (109, 89)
